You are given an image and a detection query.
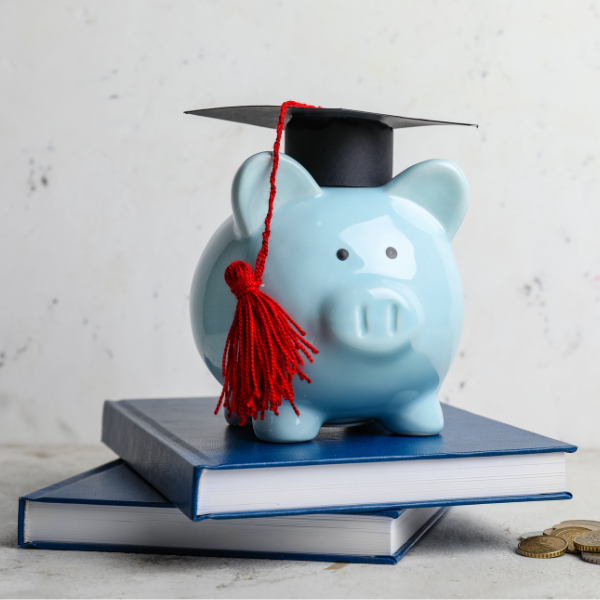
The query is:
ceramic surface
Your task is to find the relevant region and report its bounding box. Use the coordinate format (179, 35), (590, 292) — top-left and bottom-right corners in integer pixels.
(190, 152), (469, 442)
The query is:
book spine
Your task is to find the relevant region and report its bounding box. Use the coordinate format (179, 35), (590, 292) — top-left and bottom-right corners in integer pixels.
(101, 401), (199, 520)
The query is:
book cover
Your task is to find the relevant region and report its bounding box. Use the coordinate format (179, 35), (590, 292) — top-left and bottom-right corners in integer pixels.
(19, 461), (446, 565)
(102, 398), (576, 521)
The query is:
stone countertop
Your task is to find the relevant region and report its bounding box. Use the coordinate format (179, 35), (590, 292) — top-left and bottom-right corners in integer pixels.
(0, 445), (598, 599)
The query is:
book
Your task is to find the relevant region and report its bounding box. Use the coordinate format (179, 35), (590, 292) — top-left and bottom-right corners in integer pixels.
(19, 460), (446, 565)
(102, 397), (576, 521)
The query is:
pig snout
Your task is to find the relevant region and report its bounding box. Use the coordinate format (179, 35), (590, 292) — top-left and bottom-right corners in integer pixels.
(322, 282), (423, 354)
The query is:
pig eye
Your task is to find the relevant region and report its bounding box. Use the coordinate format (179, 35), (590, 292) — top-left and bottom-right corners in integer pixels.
(386, 247), (398, 259)
(336, 248), (349, 261)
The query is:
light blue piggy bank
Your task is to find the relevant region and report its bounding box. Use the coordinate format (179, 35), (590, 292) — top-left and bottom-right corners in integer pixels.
(190, 152), (469, 442)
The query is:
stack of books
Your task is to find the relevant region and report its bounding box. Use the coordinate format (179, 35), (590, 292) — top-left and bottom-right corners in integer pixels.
(19, 398), (576, 564)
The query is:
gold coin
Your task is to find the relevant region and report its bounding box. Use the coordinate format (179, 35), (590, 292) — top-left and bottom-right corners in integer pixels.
(544, 521), (600, 536)
(548, 527), (592, 553)
(556, 520), (600, 530)
(574, 531), (600, 552)
(581, 551), (600, 565)
(518, 535), (568, 558)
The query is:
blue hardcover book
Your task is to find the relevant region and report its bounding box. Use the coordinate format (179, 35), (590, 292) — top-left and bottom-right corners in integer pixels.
(19, 461), (446, 565)
(102, 398), (576, 521)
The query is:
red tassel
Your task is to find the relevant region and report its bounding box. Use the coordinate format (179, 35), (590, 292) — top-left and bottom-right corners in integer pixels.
(215, 101), (320, 425)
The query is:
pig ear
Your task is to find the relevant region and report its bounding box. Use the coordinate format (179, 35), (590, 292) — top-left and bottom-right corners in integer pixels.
(231, 151), (322, 239)
(383, 159), (469, 240)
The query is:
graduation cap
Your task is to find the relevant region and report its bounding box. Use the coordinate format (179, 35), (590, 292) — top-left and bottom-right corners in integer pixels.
(185, 104), (477, 187)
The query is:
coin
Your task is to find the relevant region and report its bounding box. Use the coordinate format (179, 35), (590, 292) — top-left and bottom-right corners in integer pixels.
(519, 531), (544, 540)
(556, 520), (600, 530)
(581, 551), (600, 565)
(518, 535), (568, 558)
(548, 526), (592, 553)
(544, 521), (600, 536)
(574, 531), (600, 552)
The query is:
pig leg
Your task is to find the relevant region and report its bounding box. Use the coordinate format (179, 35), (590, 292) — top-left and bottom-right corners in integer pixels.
(378, 390), (444, 436)
(252, 401), (325, 443)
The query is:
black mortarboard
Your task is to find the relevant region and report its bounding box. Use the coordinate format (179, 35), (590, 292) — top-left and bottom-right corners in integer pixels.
(185, 105), (477, 187)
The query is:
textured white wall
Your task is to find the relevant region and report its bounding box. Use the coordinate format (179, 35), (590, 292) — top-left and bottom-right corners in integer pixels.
(1, 0), (599, 446)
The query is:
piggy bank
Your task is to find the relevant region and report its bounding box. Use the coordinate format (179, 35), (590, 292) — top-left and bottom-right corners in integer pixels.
(190, 151), (469, 442)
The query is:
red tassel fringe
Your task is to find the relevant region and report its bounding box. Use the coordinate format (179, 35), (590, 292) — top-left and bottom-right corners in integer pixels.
(215, 101), (320, 425)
